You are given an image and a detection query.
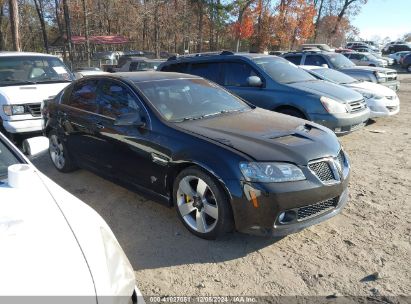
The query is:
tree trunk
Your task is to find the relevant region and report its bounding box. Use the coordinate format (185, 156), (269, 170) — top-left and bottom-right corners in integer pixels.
(62, 0), (73, 68)
(0, 4), (5, 50)
(196, 1), (204, 53)
(331, 0), (356, 37)
(82, 0), (91, 66)
(235, 0), (254, 52)
(314, 0), (324, 42)
(8, 0), (20, 51)
(34, 0), (49, 53)
(154, 2), (160, 58)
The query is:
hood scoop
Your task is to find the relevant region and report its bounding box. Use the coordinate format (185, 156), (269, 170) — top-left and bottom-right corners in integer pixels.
(268, 124), (321, 146)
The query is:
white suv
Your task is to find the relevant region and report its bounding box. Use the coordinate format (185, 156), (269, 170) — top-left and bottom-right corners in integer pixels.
(0, 52), (73, 140)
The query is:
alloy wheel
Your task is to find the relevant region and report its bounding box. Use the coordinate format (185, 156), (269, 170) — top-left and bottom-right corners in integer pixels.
(176, 176), (219, 233)
(49, 134), (65, 170)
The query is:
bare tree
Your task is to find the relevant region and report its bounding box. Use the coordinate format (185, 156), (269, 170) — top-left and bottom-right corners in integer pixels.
(8, 0), (20, 51)
(331, 0), (366, 37)
(62, 0), (73, 67)
(33, 0), (49, 53)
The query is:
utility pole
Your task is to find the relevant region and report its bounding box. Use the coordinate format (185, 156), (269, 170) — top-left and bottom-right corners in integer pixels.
(8, 0), (21, 51)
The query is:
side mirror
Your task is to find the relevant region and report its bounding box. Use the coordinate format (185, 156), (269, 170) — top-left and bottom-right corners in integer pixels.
(247, 76), (263, 87)
(114, 112), (145, 127)
(22, 136), (49, 158)
(321, 64), (329, 68)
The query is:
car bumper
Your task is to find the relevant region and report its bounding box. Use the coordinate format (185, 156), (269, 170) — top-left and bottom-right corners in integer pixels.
(379, 80), (400, 91)
(309, 109), (370, 135)
(367, 96), (400, 118)
(2, 118), (44, 134)
(228, 152), (350, 235)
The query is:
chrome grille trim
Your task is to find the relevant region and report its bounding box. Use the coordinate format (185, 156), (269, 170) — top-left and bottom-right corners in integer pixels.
(308, 150), (346, 185)
(347, 99), (367, 113)
(26, 103), (42, 117)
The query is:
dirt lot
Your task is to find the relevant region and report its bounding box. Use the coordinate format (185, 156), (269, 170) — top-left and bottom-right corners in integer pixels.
(33, 72), (411, 299)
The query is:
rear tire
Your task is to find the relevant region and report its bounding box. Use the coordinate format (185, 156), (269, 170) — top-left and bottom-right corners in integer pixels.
(48, 130), (77, 173)
(276, 107), (306, 119)
(173, 167), (234, 239)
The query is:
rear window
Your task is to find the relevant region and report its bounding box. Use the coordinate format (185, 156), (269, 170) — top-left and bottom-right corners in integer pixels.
(284, 55), (302, 65)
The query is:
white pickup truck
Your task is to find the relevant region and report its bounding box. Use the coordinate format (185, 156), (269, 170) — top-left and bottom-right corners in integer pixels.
(0, 52), (74, 141)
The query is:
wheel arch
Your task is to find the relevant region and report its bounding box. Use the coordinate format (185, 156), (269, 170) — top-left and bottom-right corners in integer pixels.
(274, 105), (308, 119)
(166, 161), (234, 208)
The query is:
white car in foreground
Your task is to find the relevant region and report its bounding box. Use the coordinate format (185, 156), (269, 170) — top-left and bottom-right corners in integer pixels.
(0, 133), (144, 303)
(302, 66), (400, 118)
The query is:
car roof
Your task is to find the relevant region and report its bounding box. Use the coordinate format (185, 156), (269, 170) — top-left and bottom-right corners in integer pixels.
(94, 71), (201, 83)
(0, 51), (58, 58)
(165, 52), (275, 63)
(300, 65), (323, 70)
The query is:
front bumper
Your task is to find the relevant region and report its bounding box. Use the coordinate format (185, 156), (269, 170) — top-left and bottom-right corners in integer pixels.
(309, 109), (370, 135)
(2, 118), (44, 134)
(367, 96), (400, 118)
(229, 152), (350, 235)
(379, 80), (400, 91)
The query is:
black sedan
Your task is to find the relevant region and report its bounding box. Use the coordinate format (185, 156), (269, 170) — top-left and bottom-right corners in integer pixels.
(44, 72), (350, 239)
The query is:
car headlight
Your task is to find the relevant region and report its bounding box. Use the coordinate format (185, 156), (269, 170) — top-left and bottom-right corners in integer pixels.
(240, 162), (305, 182)
(361, 92), (384, 100)
(320, 96), (348, 114)
(3, 105), (25, 116)
(100, 226), (135, 301)
(375, 72), (387, 82)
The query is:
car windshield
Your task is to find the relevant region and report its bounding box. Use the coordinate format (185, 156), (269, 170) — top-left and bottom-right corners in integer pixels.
(311, 68), (357, 84)
(329, 53), (356, 69)
(0, 56), (73, 86)
(139, 61), (161, 70)
(136, 78), (250, 122)
(0, 139), (20, 180)
(253, 57), (316, 84)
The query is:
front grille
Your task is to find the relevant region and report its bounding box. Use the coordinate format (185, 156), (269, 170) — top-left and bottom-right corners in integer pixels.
(26, 103), (42, 117)
(347, 99), (367, 113)
(308, 161), (334, 182)
(297, 197), (339, 220)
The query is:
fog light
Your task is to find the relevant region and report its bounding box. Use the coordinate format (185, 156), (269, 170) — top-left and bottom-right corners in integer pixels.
(278, 210), (297, 224)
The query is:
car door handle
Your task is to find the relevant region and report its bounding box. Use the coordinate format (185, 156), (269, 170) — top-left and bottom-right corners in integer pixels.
(95, 122), (105, 129)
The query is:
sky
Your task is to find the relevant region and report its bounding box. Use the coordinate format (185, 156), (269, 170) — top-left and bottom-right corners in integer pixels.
(352, 0), (411, 41)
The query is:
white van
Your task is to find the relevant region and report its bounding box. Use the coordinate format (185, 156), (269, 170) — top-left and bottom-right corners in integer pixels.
(0, 52), (74, 140)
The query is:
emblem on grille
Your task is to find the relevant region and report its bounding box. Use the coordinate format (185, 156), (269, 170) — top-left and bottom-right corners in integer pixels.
(329, 158), (342, 181)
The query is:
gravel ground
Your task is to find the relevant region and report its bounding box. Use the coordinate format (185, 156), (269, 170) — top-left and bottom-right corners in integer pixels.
(33, 71), (411, 301)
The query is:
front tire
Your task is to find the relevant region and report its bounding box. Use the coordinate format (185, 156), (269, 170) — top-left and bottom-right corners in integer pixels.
(48, 130), (77, 172)
(173, 167), (234, 239)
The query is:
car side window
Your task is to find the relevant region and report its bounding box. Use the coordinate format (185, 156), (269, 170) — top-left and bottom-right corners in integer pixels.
(161, 63), (189, 73)
(97, 80), (140, 119)
(66, 80), (99, 113)
(190, 62), (221, 83)
(221, 62), (258, 87)
(284, 55), (302, 65)
(129, 62), (139, 71)
(305, 55), (328, 66)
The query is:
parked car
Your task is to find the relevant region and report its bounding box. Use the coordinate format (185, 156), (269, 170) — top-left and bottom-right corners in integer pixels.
(401, 53), (411, 72)
(282, 51), (400, 91)
(343, 52), (387, 67)
(114, 57), (165, 72)
(383, 43), (411, 55)
(44, 72), (351, 239)
(0, 132), (144, 302)
(300, 44), (333, 52)
(348, 46), (381, 55)
(302, 66), (400, 118)
(160, 52), (370, 134)
(388, 51), (410, 64)
(0, 52), (74, 143)
(74, 67), (109, 79)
